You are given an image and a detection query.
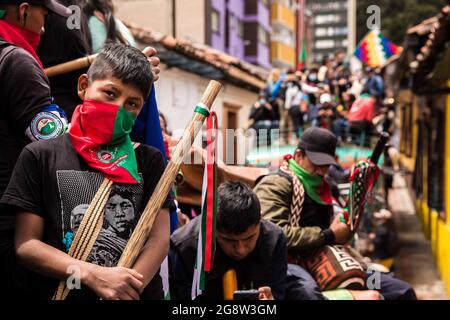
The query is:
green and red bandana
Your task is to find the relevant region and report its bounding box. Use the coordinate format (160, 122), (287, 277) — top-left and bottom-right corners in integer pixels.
(69, 100), (141, 184)
(288, 158), (333, 205)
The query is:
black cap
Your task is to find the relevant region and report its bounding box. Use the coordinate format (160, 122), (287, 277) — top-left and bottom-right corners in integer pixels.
(0, 0), (71, 17)
(298, 127), (338, 166)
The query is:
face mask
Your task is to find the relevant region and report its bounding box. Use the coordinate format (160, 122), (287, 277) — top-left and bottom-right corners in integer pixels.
(0, 19), (43, 66)
(69, 100), (141, 184)
(308, 74), (317, 82)
(21, 26), (41, 50)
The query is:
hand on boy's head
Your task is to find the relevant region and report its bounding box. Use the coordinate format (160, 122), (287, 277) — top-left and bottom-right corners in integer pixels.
(258, 287), (274, 300)
(142, 46), (161, 82)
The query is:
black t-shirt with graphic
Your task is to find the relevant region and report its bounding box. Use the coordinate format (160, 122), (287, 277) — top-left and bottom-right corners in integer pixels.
(1, 134), (174, 299)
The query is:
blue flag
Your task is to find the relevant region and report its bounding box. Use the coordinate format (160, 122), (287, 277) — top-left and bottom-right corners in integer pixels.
(131, 86), (179, 233)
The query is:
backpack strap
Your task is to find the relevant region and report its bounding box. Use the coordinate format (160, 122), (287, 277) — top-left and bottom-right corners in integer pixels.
(0, 38), (17, 63)
(279, 163), (305, 228)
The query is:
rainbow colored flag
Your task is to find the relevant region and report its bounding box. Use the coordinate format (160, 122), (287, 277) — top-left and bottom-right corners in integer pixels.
(354, 30), (402, 67)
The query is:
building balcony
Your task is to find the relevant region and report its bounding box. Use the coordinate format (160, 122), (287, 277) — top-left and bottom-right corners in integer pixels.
(270, 3), (296, 30)
(270, 41), (296, 68)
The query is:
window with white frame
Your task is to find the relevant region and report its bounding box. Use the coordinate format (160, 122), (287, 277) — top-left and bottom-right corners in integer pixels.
(211, 10), (220, 33)
(258, 26), (269, 45)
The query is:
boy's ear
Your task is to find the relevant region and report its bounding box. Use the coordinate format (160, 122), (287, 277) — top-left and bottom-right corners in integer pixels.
(77, 74), (89, 100)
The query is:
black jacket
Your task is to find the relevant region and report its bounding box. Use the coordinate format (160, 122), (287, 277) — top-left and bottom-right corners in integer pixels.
(169, 217), (287, 300)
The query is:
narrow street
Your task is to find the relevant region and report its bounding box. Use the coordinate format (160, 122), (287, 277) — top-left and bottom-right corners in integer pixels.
(389, 174), (448, 300)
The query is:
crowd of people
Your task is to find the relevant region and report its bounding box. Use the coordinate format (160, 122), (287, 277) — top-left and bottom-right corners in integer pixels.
(248, 50), (389, 148)
(0, 0), (415, 301)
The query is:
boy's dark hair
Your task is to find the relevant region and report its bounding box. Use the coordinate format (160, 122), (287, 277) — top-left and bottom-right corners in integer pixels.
(217, 181), (261, 235)
(87, 42), (153, 99)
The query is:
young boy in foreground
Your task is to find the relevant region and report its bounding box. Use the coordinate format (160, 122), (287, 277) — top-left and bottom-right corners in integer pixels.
(1, 43), (173, 300)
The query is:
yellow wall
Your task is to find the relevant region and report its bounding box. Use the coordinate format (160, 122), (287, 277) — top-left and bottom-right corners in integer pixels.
(270, 3), (296, 29)
(399, 93), (418, 172)
(441, 81), (450, 297)
(446, 81), (450, 227)
(271, 42), (296, 67)
(270, 2), (296, 68)
(430, 210), (438, 257)
(411, 82), (450, 297)
(436, 220), (450, 297)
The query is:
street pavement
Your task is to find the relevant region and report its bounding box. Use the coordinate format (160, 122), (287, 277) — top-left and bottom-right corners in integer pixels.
(389, 174), (448, 300)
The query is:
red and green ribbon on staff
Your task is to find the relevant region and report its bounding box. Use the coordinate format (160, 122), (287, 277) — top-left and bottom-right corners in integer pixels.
(192, 107), (218, 299)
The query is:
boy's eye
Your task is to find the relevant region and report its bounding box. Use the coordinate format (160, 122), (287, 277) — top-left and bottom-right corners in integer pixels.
(126, 101), (138, 109)
(104, 90), (116, 98)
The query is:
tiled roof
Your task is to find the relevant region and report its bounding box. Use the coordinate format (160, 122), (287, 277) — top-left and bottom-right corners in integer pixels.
(408, 5), (450, 79)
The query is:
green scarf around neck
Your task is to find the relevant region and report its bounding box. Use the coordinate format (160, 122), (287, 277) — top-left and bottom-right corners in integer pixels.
(288, 158), (332, 205)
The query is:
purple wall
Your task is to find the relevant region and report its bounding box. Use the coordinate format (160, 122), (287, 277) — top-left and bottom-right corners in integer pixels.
(257, 0), (270, 67)
(227, 0), (245, 60)
(210, 0), (270, 69)
(258, 0), (270, 30)
(243, 1), (271, 68)
(211, 0), (226, 52)
(257, 42), (271, 69)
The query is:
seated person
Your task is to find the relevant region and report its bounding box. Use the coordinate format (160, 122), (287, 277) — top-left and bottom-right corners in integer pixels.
(369, 209), (398, 270)
(169, 181), (287, 300)
(248, 91), (279, 147)
(316, 93), (336, 129)
(254, 127), (416, 300)
(347, 91), (376, 145)
(1, 43), (173, 300)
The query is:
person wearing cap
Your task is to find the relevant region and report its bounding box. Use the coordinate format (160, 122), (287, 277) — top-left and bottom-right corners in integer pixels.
(254, 127), (416, 300)
(254, 127), (348, 300)
(0, 0), (72, 299)
(316, 93), (336, 129)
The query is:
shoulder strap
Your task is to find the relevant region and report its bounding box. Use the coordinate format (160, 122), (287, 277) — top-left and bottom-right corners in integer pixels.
(279, 164), (305, 228)
(0, 39), (17, 62)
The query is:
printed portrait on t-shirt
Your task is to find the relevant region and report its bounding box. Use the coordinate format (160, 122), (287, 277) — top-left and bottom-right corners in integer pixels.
(56, 170), (143, 267)
(70, 203), (89, 233)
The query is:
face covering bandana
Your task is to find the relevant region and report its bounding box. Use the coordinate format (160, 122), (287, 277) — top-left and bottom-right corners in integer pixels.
(288, 158), (332, 205)
(0, 19), (42, 68)
(69, 100), (141, 184)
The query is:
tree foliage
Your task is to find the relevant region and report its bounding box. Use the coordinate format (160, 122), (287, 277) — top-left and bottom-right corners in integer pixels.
(356, 0), (445, 45)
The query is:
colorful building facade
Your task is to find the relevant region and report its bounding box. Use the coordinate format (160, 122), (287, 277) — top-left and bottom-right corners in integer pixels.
(209, 0), (271, 69)
(307, 0), (355, 63)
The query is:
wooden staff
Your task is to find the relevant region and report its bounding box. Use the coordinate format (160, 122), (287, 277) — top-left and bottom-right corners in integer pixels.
(44, 54), (98, 77)
(117, 80), (222, 269)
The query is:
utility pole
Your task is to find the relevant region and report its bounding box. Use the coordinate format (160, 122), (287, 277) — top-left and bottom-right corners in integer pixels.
(172, 0), (176, 38)
(347, 0), (357, 56)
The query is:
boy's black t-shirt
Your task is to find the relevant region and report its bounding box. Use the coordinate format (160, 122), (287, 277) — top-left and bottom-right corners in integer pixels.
(0, 134), (174, 300)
